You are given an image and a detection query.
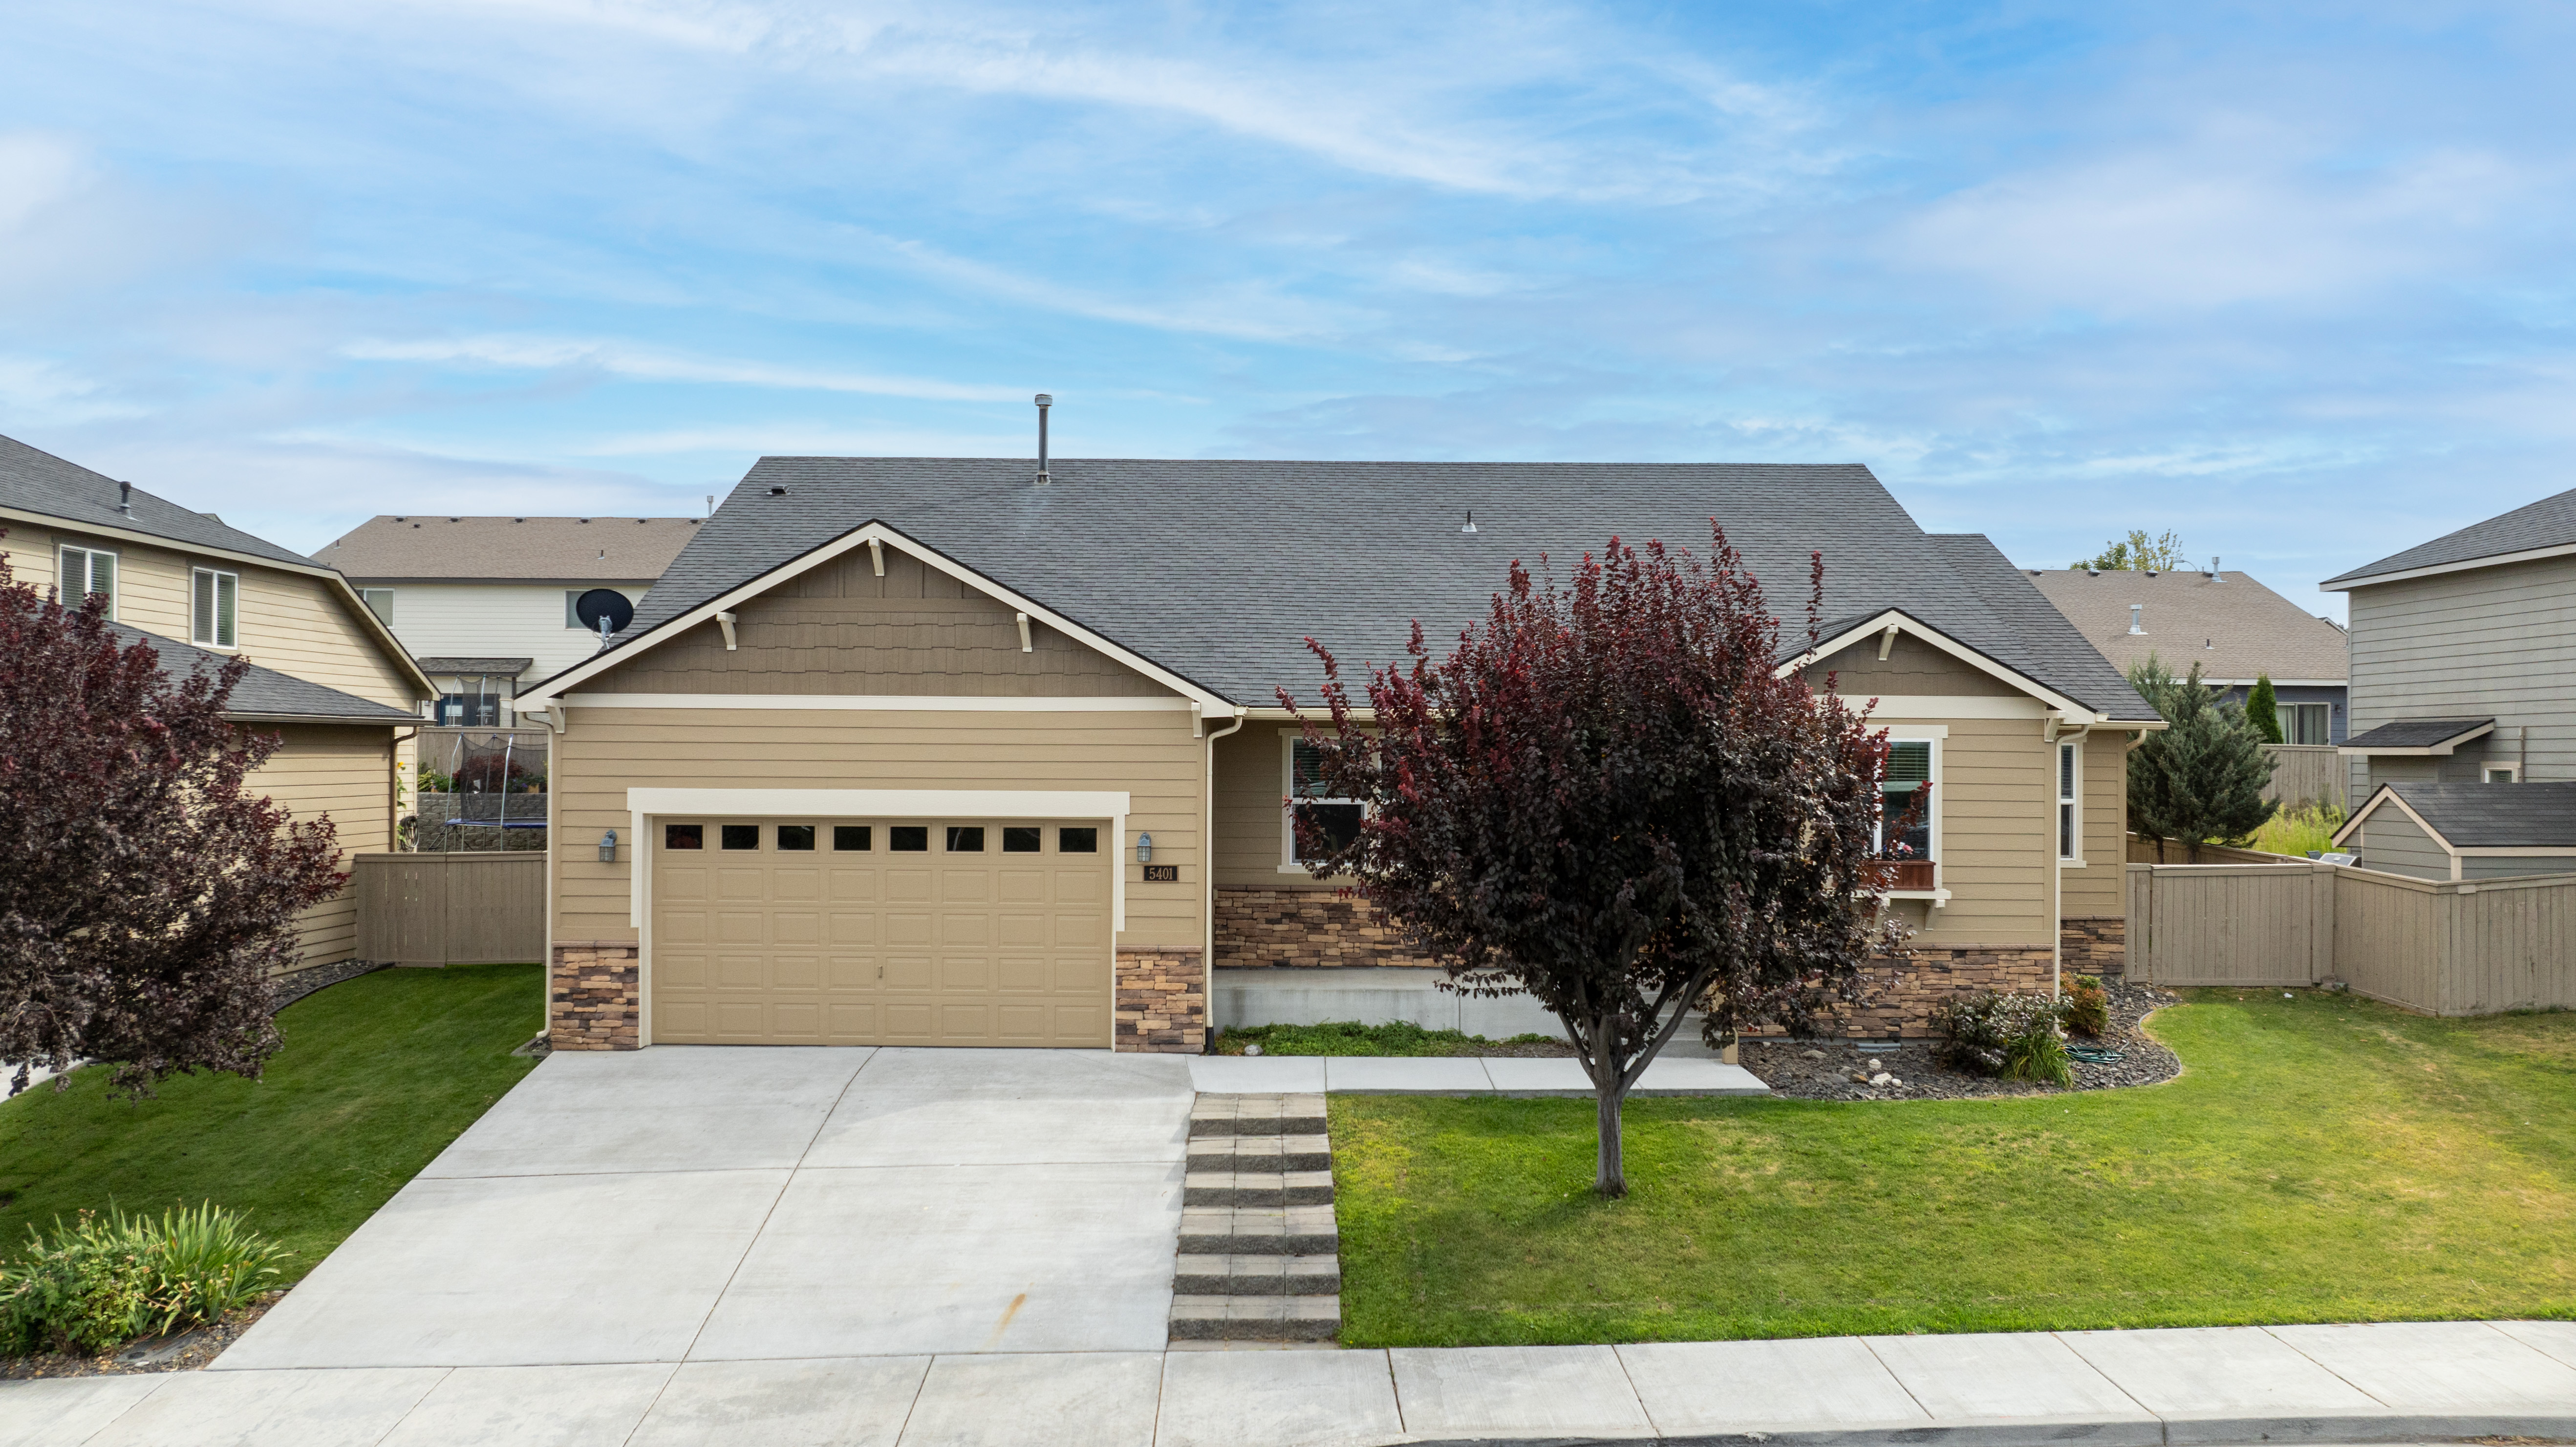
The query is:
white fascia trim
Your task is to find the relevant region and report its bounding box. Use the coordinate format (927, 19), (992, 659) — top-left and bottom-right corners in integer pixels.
(1248, 704), (1377, 722)
(626, 787), (1132, 933)
(2322, 539), (2576, 592)
(518, 522), (1231, 712)
(2458, 846), (2576, 856)
(2335, 787), (2453, 855)
(2197, 679), (2347, 688)
(2337, 722), (2495, 757)
(1878, 723), (1950, 739)
(565, 693), (1190, 712)
(1784, 609), (2101, 722)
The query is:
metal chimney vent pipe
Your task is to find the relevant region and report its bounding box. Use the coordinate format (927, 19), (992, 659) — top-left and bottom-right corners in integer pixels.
(2129, 604), (2145, 635)
(1034, 393), (1052, 485)
(118, 481), (132, 516)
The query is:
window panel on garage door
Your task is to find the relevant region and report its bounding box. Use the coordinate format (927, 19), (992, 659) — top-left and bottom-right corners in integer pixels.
(651, 817), (1110, 1047)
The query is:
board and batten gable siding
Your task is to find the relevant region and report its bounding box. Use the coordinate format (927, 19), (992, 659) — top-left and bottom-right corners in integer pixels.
(585, 547), (1168, 698)
(6, 525), (419, 711)
(374, 583), (649, 681)
(244, 723), (400, 972)
(552, 706), (1207, 950)
(2345, 552), (2576, 796)
(1802, 633), (2025, 700)
(2354, 808), (2451, 882)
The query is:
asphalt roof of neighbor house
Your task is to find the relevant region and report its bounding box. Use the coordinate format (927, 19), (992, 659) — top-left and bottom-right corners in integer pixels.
(2371, 782), (2576, 849)
(2324, 485), (2576, 587)
(0, 433), (321, 570)
(2342, 719), (2495, 751)
(568, 457), (2160, 720)
(110, 623), (422, 724)
(312, 515), (704, 583)
(2023, 568), (2348, 684)
(415, 656), (537, 676)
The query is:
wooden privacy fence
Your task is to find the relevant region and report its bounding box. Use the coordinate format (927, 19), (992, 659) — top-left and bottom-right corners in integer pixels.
(2125, 861), (2576, 1015)
(353, 852), (547, 966)
(2261, 744), (2345, 810)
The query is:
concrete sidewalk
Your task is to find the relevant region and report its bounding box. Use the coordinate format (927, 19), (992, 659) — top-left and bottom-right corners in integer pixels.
(1187, 1054), (1770, 1096)
(10, 1319), (2573, 1446)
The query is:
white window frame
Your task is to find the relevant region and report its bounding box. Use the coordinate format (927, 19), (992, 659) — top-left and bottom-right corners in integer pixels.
(2483, 765), (2518, 784)
(191, 567), (239, 649)
(2284, 702), (2331, 746)
(2058, 740), (2083, 863)
(1874, 727), (1945, 897)
(1279, 730), (1364, 872)
(361, 587), (394, 625)
(57, 544), (117, 618)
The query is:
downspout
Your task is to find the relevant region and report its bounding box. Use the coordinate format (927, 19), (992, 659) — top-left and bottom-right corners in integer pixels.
(530, 705), (569, 1043)
(1202, 705), (1248, 1051)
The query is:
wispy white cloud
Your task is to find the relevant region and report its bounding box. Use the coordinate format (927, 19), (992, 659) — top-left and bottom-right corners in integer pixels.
(340, 334), (1023, 402)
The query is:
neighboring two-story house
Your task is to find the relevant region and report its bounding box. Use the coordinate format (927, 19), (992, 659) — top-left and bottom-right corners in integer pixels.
(508, 457), (2161, 1055)
(2322, 487), (2576, 881)
(310, 515), (701, 725)
(2025, 566), (2350, 744)
(0, 433), (434, 974)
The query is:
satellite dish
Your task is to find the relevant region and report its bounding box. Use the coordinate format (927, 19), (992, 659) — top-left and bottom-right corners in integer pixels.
(574, 588), (636, 636)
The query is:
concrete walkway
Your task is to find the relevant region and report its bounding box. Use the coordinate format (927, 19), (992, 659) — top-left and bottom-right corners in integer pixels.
(9, 1319), (2574, 1445)
(1187, 1054), (1769, 1096)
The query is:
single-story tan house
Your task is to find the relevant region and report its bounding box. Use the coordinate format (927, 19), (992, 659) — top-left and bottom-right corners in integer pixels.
(1, 432), (433, 974)
(513, 458), (2162, 1052)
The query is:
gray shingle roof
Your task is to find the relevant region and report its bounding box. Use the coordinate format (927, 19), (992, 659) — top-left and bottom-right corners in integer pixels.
(415, 656), (536, 676)
(0, 433), (322, 570)
(2025, 569), (2348, 682)
(2342, 719), (2494, 751)
(2324, 486), (2576, 587)
(575, 458), (2160, 720)
(2373, 782), (2576, 849)
(112, 624), (422, 724)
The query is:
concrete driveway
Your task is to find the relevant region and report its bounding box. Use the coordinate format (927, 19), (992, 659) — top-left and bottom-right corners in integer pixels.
(215, 1047), (1196, 1371)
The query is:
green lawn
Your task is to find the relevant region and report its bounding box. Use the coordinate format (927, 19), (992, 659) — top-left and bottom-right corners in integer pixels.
(0, 963), (541, 1283)
(1332, 990), (2576, 1345)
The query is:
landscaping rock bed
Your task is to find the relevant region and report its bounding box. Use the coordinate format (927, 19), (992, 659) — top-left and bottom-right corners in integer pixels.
(1741, 981), (2183, 1101)
(268, 958), (389, 1011)
(0, 1292), (281, 1380)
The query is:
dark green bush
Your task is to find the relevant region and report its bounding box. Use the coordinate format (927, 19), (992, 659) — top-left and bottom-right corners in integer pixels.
(1932, 991), (2069, 1085)
(2061, 974), (2111, 1038)
(0, 1204), (288, 1356)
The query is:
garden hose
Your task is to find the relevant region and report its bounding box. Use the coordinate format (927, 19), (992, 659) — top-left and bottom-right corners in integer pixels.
(2066, 1043), (2126, 1065)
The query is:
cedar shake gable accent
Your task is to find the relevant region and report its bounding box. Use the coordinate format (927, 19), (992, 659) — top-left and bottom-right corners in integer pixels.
(525, 458), (2158, 719)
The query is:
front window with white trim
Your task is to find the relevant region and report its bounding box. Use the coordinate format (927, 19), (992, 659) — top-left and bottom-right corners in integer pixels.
(58, 545), (117, 617)
(191, 567), (238, 648)
(1284, 737), (1362, 866)
(2058, 741), (2081, 860)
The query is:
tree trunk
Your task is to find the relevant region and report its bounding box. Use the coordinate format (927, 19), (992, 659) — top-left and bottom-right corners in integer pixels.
(1595, 1079), (1627, 1198)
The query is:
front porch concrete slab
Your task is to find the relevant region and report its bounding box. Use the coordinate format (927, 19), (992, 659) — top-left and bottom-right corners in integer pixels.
(626, 1356), (929, 1447)
(84, 1367), (445, 1447)
(1322, 1057), (1494, 1093)
(896, 1352), (1162, 1447)
(685, 1162), (1184, 1358)
(215, 1169), (790, 1369)
(1619, 1336), (1929, 1433)
(1390, 1343), (1653, 1438)
(376, 1363), (673, 1446)
(0, 1375), (164, 1447)
(1155, 1348), (1405, 1447)
(422, 1047), (871, 1178)
(2060, 1326), (2383, 1415)
(800, 1049), (1192, 1168)
(2268, 1321), (2576, 1411)
(1187, 1056), (1329, 1094)
(1865, 1330), (2155, 1423)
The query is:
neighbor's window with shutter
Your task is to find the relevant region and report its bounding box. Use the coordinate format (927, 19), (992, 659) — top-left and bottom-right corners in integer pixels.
(1286, 738), (1364, 865)
(192, 567), (239, 648)
(57, 545), (117, 618)
(1878, 741), (1933, 859)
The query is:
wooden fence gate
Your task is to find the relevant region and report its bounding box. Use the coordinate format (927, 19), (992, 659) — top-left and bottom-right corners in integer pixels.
(353, 852), (547, 966)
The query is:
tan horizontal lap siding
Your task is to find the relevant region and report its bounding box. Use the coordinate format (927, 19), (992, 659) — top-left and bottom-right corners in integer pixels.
(2061, 730), (2127, 918)
(553, 707), (1207, 950)
(1214, 724), (1305, 888)
(244, 723), (399, 972)
(1878, 712), (2053, 947)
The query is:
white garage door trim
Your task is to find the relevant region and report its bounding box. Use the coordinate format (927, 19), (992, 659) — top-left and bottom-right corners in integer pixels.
(625, 789), (1132, 1048)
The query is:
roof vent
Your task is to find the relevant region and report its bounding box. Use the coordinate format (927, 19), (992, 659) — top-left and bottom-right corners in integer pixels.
(768, 485), (787, 497)
(2128, 604), (2145, 635)
(2209, 555), (2221, 581)
(1034, 393), (1053, 486)
(117, 481), (132, 516)
(1461, 511), (1478, 535)
(2086, 569), (2100, 577)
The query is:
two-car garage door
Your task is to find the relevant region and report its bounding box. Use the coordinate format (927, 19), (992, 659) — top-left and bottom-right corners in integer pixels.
(649, 817), (1113, 1047)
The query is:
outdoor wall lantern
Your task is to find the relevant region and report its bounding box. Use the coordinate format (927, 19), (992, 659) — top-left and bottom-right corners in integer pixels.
(599, 829), (618, 864)
(1136, 832), (1154, 865)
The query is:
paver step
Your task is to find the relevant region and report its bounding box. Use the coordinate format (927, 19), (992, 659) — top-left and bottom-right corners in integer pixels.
(1185, 1133), (1332, 1172)
(1182, 1170), (1335, 1207)
(1174, 1254), (1341, 1296)
(1179, 1205), (1338, 1256)
(1189, 1094), (1327, 1138)
(1168, 1293), (1341, 1341)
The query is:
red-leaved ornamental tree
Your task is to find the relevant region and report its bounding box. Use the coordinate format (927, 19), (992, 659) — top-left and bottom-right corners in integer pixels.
(1288, 529), (1909, 1196)
(0, 550), (346, 1097)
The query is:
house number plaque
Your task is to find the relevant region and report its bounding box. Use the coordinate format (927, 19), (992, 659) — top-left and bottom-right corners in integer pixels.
(1142, 864), (1179, 882)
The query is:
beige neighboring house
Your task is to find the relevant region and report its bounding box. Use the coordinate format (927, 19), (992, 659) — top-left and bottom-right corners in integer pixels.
(311, 515), (700, 725)
(0, 433), (433, 974)
(2026, 566), (2350, 744)
(511, 456), (2162, 1055)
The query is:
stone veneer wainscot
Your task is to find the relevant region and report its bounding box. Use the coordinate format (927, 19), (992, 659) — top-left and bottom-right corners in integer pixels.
(2060, 916), (2126, 979)
(1214, 888), (1432, 970)
(550, 941), (640, 1050)
(1116, 946), (1208, 1053)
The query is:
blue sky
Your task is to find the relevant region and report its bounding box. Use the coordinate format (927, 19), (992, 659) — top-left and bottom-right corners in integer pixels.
(5, 1), (2573, 615)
